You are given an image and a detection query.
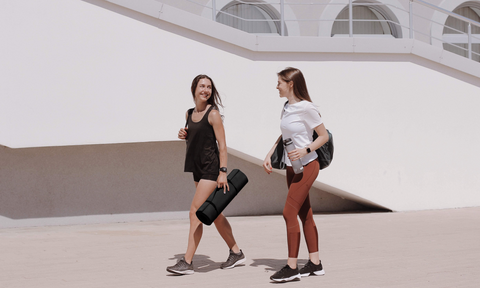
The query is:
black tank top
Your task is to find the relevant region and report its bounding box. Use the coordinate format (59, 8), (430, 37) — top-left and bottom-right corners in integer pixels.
(184, 106), (219, 176)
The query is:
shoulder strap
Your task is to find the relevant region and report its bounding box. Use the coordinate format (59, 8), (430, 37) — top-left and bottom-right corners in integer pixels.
(280, 101), (288, 119)
(206, 105), (215, 114)
(185, 108), (194, 128)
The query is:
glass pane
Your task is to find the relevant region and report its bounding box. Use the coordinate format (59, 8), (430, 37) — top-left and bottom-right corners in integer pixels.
(332, 6), (391, 36)
(217, 4), (278, 34)
(443, 7), (480, 61)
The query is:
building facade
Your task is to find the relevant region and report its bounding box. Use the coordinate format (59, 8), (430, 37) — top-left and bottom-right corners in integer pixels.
(1, 0), (480, 227)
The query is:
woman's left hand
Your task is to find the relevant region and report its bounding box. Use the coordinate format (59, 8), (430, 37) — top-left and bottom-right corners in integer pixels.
(217, 173), (229, 194)
(288, 148), (308, 162)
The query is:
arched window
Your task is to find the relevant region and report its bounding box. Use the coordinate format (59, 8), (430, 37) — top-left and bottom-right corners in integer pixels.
(216, 1), (283, 35)
(331, 1), (401, 38)
(442, 2), (480, 61)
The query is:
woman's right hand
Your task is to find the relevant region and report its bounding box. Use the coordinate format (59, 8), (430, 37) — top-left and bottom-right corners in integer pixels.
(178, 127), (188, 140)
(263, 157), (273, 174)
(264, 136), (282, 174)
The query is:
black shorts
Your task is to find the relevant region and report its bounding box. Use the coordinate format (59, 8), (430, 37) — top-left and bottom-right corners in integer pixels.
(193, 172), (218, 183)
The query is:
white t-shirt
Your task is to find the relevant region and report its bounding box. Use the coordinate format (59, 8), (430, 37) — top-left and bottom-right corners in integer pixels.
(280, 100), (323, 166)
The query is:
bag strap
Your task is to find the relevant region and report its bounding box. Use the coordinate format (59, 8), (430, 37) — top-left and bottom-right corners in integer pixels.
(185, 108), (194, 128)
(280, 101), (288, 119)
(277, 101), (288, 142)
(205, 189), (220, 215)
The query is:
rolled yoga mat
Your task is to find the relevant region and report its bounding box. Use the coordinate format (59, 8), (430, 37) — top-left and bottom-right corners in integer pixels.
(196, 169), (249, 226)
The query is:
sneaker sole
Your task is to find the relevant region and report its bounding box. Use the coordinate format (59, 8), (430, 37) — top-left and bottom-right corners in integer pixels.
(271, 273), (301, 282)
(166, 268), (194, 275)
(221, 257), (246, 269)
(300, 269), (325, 277)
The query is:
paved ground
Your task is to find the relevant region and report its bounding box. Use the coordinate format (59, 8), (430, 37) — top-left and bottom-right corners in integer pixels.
(1, 207), (480, 288)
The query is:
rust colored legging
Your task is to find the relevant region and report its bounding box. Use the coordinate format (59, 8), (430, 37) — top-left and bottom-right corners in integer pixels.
(284, 160), (319, 258)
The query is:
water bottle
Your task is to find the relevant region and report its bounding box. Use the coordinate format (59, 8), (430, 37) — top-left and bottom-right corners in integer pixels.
(283, 138), (304, 174)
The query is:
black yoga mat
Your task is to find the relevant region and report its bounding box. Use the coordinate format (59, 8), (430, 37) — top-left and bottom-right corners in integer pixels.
(196, 169), (248, 226)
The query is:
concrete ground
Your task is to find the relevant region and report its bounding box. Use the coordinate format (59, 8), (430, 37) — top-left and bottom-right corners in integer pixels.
(1, 207), (480, 288)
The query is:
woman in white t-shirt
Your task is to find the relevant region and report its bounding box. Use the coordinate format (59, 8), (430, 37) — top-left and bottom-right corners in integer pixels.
(263, 67), (330, 283)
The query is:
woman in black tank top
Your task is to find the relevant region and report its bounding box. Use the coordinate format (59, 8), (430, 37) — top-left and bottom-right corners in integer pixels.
(166, 75), (245, 275)
(184, 105), (220, 181)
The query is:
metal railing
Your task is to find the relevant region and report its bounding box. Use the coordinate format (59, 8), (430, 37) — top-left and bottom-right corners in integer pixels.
(413, 0), (480, 60)
(182, 0), (480, 61)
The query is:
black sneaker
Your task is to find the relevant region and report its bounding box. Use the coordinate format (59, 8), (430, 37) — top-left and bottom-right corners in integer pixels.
(299, 260), (325, 277)
(166, 257), (194, 275)
(220, 249), (246, 269)
(270, 265), (301, 282)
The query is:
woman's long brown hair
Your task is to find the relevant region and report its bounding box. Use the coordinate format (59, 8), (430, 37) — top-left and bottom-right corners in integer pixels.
(277, 67), (312, 102)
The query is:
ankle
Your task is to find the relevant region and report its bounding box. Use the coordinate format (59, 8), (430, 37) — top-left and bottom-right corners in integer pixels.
(287, 257), (297, 269)
(309, 252), (320, 265)
(230, 245), (240, 254)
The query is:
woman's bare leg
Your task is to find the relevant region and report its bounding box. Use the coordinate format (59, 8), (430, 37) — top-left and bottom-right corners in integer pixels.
(214, 213), (240, 253)
(184, 179), (217, 263)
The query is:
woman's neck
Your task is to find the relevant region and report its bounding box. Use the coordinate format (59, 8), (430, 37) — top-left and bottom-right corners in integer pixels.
(286, 93), (301, 105)
(194, 103), (209, 113)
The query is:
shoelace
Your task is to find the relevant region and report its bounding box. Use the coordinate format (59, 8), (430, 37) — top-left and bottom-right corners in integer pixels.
(177, 259), (191, 268)
(304, 260), (313, 269)
(226, 252), (239, 262)
(279, 265), (292, 273)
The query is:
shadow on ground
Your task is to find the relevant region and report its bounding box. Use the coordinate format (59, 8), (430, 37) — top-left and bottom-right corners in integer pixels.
(250, 258), (308, 272)
(167, 254), (247, 275)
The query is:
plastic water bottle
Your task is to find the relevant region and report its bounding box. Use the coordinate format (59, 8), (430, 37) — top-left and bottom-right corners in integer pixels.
(283, 138), (304, 174)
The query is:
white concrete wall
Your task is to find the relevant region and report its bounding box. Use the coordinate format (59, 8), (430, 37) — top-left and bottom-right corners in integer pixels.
(0, 141), (366, 228)
(2, 0), (480, 211)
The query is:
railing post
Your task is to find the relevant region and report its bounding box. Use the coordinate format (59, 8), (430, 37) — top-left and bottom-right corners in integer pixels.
(468, 23), (472, 59)
(280, 0), (285, 36)
(409, 0), (414, 39)
(212, 0), (216, 21)
(349, 0), (353, 37)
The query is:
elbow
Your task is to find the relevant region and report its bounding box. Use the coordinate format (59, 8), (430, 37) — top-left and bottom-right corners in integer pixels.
(218, 144), (227, 154)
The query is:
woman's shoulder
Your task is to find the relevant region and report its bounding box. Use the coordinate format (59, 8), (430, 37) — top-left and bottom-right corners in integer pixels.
(300, 100), (315, 107)
(208, 105), (223, 121)
(294, 100), (318, 111)
(299, 101), (321, 118)
(208, 104), (219, 113)
(209, 107), (220, 116)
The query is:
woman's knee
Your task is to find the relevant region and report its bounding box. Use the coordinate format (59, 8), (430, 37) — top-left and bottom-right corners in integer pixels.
(283, 207), (297, 223)
(213, 213), (226, 224)
(189, 208), (201, 223)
